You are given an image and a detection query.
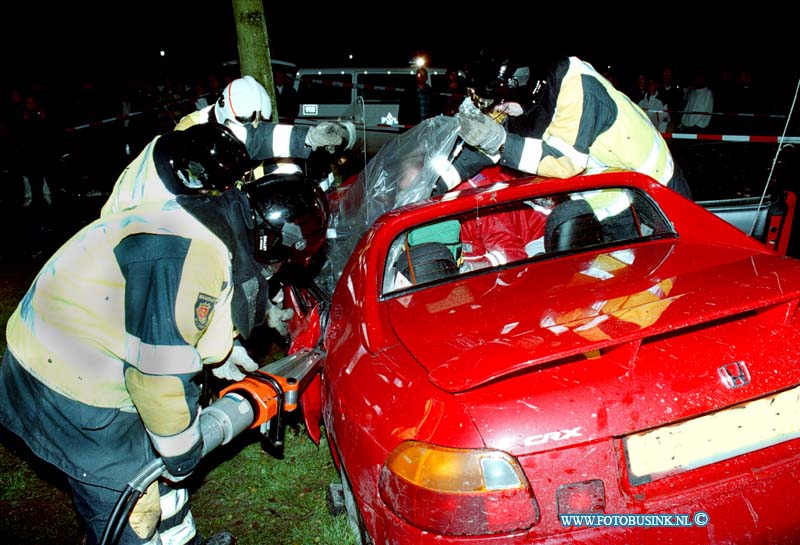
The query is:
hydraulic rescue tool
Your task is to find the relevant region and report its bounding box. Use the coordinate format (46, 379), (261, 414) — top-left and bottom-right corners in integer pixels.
(98, 348), (324, 545)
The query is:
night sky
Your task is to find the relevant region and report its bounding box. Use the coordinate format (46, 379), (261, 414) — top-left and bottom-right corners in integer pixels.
(2, 3), (796, 94)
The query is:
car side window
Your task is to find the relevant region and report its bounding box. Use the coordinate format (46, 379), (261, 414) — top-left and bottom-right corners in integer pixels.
(298, 73), (352, 105)
(382, 187), (675, 296)
(358, 72), (416, 102)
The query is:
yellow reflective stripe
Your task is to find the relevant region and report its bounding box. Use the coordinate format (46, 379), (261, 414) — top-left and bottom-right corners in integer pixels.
(124, 334), (202, 375)
(146, 413), (201, 457)
(545, 135), (589, 171)
(637, 131), (672, 185)
(577, 189), (632, 222)
(7, 312), (130, 407)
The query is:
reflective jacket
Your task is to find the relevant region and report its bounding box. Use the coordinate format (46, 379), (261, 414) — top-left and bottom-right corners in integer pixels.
(500, 57), (675, 187)
(100, 135), (174, 217)
(101, 123), (314, 218)
(1, 201), (234, 488)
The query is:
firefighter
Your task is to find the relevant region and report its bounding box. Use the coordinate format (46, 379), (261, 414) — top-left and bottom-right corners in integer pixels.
(102, 79), (354, 218)
(0, 123), (329, 545)
(174, 75), (272, 133)
(172, 74), (355, 183)
(443, 54), (692, 200)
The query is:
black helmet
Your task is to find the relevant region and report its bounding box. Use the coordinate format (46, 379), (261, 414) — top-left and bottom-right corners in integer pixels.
(464, 49), (525, 110)
(244, 174), (329, 266)
(155, 123), (251, 195)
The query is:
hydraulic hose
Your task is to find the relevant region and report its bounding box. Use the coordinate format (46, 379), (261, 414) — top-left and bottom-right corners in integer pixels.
(98, 393), (256, 545)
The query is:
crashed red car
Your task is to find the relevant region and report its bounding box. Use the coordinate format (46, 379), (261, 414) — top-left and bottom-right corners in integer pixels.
(283, 118), (800, 544)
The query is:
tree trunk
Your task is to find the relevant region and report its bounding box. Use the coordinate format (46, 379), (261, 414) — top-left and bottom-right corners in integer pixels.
(231, 0), (277, 122)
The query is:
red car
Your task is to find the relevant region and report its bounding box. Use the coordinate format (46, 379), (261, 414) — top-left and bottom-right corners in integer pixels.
(284, 118), (800, 544)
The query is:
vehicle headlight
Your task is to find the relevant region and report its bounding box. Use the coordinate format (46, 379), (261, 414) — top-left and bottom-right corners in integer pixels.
(378, 440), (540, 536)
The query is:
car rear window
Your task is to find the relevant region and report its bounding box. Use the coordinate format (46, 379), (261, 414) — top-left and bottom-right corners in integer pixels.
(382, 187), (675, 296)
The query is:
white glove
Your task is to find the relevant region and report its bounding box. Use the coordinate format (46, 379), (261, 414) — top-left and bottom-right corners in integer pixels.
(267, 299), (295, 337)
(305, 121), (356, 152)
(456, 100), (507, 155)
(491, 101), (524, 117)
(212, 341), (259, 381)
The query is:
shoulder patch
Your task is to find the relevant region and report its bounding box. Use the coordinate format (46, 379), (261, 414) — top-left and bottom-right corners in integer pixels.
(194, 293), (217, 330)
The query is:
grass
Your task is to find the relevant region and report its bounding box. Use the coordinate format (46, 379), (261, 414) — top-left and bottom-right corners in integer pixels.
(0, 259), (357, 545)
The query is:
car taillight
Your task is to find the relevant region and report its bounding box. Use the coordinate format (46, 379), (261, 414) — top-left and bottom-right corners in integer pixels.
(556, 479), (606, 514)
(378, 441), (539, 536)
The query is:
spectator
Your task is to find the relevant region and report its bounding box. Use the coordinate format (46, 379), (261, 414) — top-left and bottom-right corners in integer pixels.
(0, 118), (23, 208)
(442, 67), (466, 116)
(399, 67), (441, 127)
(639, 76), (670, 133)
(274, 68), (299, 123)
(631, 72), (648, 103)
(193, 77), (210, 111)
(659, 66), (684, 132)
(680, 70), (714, 133)
(18, 93), (56, 208)
(4, 84), (26, 131)
(731, 66), (762, 134)
(714, 66), (737, 134)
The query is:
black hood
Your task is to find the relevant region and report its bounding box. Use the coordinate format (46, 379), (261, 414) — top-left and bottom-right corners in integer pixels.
(506, 56), (569, 139)
(153, 132), (185, 196)
(177, 188), (271, 339)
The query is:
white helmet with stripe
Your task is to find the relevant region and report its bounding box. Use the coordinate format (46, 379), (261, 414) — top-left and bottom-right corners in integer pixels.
(215, 75), (272, 127)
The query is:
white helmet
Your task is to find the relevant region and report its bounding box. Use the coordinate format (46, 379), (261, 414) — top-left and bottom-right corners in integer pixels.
(215, 75), (272, 127)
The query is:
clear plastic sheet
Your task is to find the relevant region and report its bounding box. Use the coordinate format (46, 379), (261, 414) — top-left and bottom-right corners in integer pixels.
(316, 116), (460, 293)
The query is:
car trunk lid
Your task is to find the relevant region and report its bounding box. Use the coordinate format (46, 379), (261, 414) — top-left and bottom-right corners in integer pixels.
(387, 240), (800, 394)
(387, 240), (800, 458)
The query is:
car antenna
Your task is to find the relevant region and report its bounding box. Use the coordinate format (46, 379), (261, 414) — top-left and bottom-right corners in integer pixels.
(749, 75), (800, 237)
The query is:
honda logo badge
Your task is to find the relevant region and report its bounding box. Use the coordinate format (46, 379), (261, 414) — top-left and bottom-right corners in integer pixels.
(718, 361), (751, 389)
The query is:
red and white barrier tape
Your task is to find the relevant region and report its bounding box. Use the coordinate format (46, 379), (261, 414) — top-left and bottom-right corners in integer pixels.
(64, 94), (211, 133)
(663, 133), (800, 143)
(643, 108), (788, 119)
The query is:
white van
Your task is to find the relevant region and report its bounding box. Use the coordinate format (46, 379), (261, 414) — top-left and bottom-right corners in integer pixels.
(293, 66), (453, 156)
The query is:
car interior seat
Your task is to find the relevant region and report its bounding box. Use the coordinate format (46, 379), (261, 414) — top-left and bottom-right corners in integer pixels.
(600, 206), (641, 243)
(544, 199), (604, 253)
(396, 242), (459, 285)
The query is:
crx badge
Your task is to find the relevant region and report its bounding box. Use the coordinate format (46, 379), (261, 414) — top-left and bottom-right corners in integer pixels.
(718, 361), (751, 389)
(523, 426), (582, 446)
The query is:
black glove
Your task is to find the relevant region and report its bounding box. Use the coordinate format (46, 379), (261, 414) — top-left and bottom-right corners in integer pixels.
(453, 147), (497, 179)
(431, 178), (450, 197)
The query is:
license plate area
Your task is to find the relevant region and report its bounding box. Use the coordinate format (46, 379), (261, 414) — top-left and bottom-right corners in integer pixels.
(625, 385), (800, 485)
